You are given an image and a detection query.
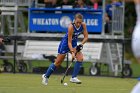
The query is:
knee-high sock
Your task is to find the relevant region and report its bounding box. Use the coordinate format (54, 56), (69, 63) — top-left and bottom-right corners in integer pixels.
(45, 63), (56, 78)
(72, 61), (82, 78)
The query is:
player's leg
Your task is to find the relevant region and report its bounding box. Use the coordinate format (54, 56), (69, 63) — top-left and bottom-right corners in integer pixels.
(45, 54), (66, 78)
(131, 20), (140, 92)
(70, 51), (83, 83)
(42, 54), (66, 85)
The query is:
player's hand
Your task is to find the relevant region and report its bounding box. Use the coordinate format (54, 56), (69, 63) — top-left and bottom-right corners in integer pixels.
(76, 44), (83, 52)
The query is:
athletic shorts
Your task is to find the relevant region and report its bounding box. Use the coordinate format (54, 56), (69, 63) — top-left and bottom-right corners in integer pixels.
(58, 39), (77, 54)
(132, 24), (140, 58)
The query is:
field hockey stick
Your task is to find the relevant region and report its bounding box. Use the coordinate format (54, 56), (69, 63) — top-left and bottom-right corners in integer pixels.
(61, 51), (78, 84)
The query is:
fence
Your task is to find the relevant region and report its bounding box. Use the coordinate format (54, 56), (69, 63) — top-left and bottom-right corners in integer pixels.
(112, 5), (124, 35)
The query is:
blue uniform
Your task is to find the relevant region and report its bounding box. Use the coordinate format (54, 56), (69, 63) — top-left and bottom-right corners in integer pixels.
(106, 2), (122, 19)
(58, 23), (84, 54)
(44, 23), (84, 79)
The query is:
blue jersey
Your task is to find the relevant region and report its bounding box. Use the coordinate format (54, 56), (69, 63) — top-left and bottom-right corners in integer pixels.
(106, 2), (122, 19)
(58, 23), (84, 54)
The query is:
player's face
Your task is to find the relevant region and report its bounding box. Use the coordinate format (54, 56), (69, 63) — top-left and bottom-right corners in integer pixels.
(75, 18), (83, 28)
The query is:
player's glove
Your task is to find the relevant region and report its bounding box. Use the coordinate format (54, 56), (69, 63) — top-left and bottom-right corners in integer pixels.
(76, 44), (83, 52)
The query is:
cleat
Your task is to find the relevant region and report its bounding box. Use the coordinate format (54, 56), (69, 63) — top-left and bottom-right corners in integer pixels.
(42, 74), (48, 85)
(70, 77), (82, 84)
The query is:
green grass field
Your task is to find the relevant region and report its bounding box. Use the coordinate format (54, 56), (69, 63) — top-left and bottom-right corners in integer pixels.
(0, 73), (138, 93)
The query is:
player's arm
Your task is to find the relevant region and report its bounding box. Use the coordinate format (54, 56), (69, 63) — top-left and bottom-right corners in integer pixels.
(68, 24), (74, 52)
(81, 22), (88, 45)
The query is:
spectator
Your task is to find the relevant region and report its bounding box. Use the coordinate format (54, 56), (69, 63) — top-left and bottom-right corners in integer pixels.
(60, 0), (72, 8)
(44, 0), (58, 8)
(74, 0), (87, 8)
(89, 0), (102, 9)
(60, 0), (71, 5)
(98, 0), (102, 7)
(52, 0), (58, 8)
(105, 0), (122, 33)
(89, 0), (98, 9)
(44, 0), (52, 8)
(106, 0), (122, 20)
(31, 0), (35, 8)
